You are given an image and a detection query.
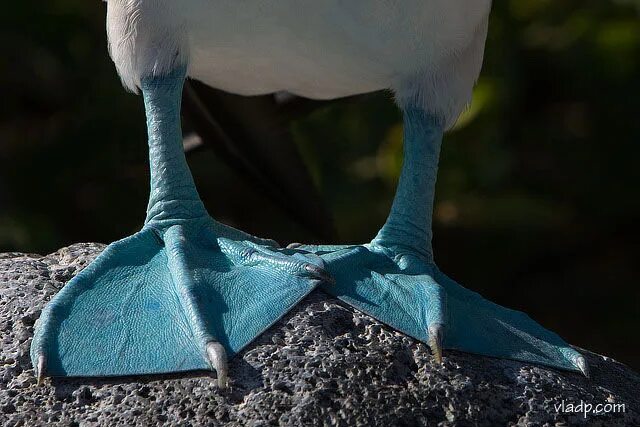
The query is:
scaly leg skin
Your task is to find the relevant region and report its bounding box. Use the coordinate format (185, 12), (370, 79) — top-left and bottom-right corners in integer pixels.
(293, 108), (589, 376)
(30, 67), (333, 387)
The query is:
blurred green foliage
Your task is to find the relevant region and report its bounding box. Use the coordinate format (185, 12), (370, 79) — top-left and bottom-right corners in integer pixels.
(1, 1), (638, 368)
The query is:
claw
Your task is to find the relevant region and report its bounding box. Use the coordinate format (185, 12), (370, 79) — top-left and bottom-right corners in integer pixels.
(287, 242), (303, 249)
(575, 355), (590, 378)
(304, 263), (335, 285)
(428, 323), (444, 364)
(36, 355), (46, 386)
(206, 341), (228, 388)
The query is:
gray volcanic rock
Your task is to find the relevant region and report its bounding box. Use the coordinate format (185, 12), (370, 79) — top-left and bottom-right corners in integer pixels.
(1, 243), (638, 426)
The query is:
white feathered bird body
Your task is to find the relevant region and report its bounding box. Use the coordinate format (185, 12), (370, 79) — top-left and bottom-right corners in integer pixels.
(106, 0), (492, 127)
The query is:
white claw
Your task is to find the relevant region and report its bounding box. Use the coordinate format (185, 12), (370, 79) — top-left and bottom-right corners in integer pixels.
(287, 243), (303, 249)
(428, 323), (445, 364)
(575, 355), (590, 378)
(36, 355), (46, 386)
(206, 341), (228, 389)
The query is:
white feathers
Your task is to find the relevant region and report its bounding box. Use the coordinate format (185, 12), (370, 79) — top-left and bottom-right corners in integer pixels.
(393, 20), (490, 129)
(106, 0), (492, 125)
(106, 0), (189, 92)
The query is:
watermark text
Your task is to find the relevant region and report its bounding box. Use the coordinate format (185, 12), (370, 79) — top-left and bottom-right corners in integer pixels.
(554, 400), (626, 418)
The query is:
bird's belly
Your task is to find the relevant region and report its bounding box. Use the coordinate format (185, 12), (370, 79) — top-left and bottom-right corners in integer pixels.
(188, 46), (388, 99)
(184, 0), (489, 99)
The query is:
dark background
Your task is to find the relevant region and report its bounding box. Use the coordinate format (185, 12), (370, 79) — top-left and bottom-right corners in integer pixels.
(1, 2), (639, 369)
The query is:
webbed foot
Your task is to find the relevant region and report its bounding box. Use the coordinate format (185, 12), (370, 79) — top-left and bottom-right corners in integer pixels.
(31, 219), (330, 387)
(295, 105), (589, 375)
(30, 67), (333, 387)
(294, 243), (587, 374)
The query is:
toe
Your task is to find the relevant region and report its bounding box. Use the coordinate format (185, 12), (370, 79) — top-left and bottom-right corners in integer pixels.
(434, 267), (586, 373)
(428, 323), (445, 363)
(206, 341), (229, 388)
(218, 238), (334, 284)
(303, 263), (336, 284)
(36, 355), (46, 386)
(574, 354), (590, 378)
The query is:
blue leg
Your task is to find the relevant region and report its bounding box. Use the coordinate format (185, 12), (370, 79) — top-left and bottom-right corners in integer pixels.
(295, 107), (588, 375)
(30, 67), (332, 387)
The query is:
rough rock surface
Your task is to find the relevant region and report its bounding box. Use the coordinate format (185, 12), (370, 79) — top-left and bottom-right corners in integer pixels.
(1, 243), (638, 426)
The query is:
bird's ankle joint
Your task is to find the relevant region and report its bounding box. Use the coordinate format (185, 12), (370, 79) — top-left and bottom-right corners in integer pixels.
(369, 241), (434, 268)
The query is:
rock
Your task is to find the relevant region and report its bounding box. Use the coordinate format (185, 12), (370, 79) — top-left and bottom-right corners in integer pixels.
(1, 243), (638, 426)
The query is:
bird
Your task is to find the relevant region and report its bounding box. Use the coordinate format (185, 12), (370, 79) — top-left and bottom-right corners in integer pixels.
(31, 0), (589, 388)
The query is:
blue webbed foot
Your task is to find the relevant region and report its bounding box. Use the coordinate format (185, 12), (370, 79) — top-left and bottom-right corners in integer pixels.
(30, 67), (335, 387)
(31, 219), (330, 387)
(290, 106), (588, 375)
(294, 243), (587, 375)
